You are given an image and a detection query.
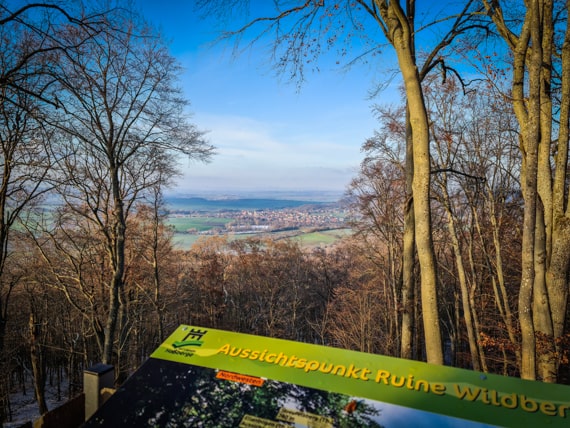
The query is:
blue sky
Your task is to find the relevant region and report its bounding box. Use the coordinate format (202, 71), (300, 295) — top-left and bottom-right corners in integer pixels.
(136, 1), (401, 195)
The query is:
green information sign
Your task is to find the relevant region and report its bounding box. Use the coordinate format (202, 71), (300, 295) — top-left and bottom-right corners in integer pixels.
(86, 325), (570, 427)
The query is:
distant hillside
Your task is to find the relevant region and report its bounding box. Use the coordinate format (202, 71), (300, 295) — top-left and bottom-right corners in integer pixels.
(165, 197), (327, 212)
(166, 190), (343, 202)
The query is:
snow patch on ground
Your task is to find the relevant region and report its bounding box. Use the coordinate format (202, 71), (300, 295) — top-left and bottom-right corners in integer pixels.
(4, 385), (71, 428)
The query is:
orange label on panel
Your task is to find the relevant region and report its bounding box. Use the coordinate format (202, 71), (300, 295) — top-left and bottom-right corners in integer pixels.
(216, 370), (265, 387)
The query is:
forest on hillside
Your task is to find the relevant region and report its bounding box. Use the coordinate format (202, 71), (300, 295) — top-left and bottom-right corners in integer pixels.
(1, 0), (570, 424)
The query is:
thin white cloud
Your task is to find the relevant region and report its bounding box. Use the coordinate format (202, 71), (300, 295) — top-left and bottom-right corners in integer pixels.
(195, 112), (363, 169)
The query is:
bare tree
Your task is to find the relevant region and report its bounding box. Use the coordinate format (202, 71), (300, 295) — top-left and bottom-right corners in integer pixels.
(196, 0), (485, 364)
(0, 85), (52, 348)
(129, 186), (175, 345)
(0, 2), (109, 107)
(428, 76), (487, 371)
(0, 0), (112, 352)
(346, 128), (407, 355)
(0, 4), (115, 419)
(484, 0), (570, 381)
(43, 6), (213, 364)
(348, 71), (525, 373)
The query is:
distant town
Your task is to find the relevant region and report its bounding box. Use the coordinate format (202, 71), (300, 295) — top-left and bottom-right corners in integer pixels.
(167, 202), (350, 236)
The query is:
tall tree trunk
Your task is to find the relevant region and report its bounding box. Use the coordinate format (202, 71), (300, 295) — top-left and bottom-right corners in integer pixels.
(103, 274), (121, 365)
(29, 313), (48, 415)
(464, 228), (489, 372)
(384, 4), (442, 364)
(481, 188), (521, 368)
(518, 0), (542, 380)
(103, 168), (126, 365)
(398, 55), (442, 365)
(548, 0), (570, 381)
(533, 206), (556, 381)
(486, 0), (570, 382)
(489, 0), (537, 379)
(150, 191), (165, 344)
(439, 179), (481, 371)
(400, 107), (415, 360)
(533, 0), (560, 383)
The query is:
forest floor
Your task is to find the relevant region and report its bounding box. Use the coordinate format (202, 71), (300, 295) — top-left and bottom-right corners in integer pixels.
(4, 382), (67, 428)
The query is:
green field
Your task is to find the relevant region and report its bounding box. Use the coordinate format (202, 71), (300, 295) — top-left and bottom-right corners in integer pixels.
(172, 234), (203, 249)
(165, 195), (351, 251)
(289, 229), (352, 247)
(167, 216), (233, 232)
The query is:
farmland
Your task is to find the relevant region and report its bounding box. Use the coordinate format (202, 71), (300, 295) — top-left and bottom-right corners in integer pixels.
(167, 216), (233, 233)
(164, 195), (352, 250)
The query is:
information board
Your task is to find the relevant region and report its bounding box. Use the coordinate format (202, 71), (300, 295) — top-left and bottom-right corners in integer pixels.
(84, 325), (570, 427)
